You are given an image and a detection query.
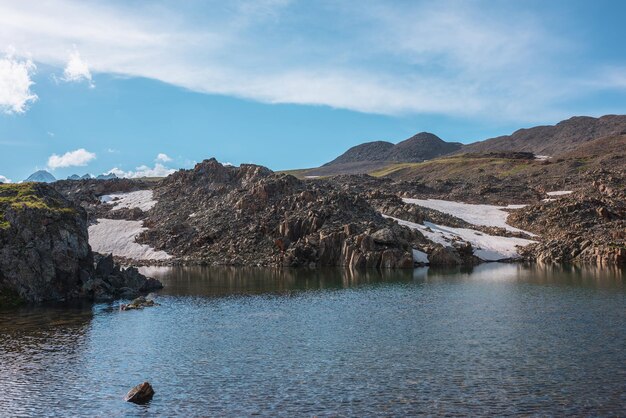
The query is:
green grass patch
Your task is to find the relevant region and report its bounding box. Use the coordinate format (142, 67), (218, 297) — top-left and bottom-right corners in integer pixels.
(0, 183), (75, 229)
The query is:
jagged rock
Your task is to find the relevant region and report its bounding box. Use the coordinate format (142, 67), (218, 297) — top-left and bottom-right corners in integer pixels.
(131, 159), (426, 269)
(124, 382), (155, 404)
(371, 228), (396, 245)
(0, 183), (92, 304)
(428, 245), (462, 266)
(87, 253), (163, 301)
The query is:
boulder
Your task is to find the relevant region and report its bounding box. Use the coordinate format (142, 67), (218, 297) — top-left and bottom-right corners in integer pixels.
(124, 382), (155, 404)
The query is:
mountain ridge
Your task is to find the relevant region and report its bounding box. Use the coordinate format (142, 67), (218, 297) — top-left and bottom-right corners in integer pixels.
(324, 132), (462, 167)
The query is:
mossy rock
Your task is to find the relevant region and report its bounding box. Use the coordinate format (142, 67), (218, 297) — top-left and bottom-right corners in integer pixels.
(0, 183), (76, 229)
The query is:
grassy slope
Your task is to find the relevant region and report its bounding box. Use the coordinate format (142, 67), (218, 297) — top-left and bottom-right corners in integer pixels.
(371, 135), (626, 186)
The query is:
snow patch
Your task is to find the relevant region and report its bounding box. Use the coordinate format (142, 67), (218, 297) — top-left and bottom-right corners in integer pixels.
(546, 190), (572, 196)
(100, 190), (157, 211)
(535, 155), (551, 160)
(412, 249), (429, 264)
(88, 218), (171, 260)
(385, 215), (535, 261)
(402, 198), (533, 236)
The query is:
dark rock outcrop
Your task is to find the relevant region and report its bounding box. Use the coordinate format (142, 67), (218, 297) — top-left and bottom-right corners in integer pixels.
(137, 158), (427, 268)
(83, 254), (163, 302)
(0, 183), (162, 307)
(0, 183), (92, 303)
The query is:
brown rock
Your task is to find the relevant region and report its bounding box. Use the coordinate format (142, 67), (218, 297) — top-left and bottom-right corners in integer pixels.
(371, 228), (396, 245)
(124, 382), (155, 404)
(428, 245), (462, 266)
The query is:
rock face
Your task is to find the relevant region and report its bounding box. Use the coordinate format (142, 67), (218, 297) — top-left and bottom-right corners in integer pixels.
(137, 158), (427, 268)
(0, 183), (92, 303)
(0, 183), (162, 306)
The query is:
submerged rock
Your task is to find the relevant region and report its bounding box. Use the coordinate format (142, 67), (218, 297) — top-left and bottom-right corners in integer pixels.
(121, 294), (160, 311)
(124, 382), (155, 404)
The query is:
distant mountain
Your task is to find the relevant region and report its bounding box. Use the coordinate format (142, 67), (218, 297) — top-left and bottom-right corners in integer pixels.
(96, 173), (118, 180)
(67, 174), (81, 180)
(324, 132), (462, 166)
(386, 132), (463, 162)
(25, 170), (56, 183)
(324, 141), (394, 165)
(80, 174), (93, 180)
(460, 115), (626, 156)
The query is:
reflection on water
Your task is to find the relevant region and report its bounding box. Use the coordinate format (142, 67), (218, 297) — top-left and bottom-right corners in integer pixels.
(1, 263), (624, 416)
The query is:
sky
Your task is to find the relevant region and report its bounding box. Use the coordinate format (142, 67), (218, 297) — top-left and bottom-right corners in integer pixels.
(1, 0), (626, 182)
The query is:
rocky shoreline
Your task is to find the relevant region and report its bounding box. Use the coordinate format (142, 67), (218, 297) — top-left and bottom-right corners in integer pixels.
(2, 146), (623, 308)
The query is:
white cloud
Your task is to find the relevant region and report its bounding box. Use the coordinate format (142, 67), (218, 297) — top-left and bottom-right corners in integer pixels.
(155, 153), (172, 162)
(0, 175), (12, 183)
(47, 148), (96, 169)
(62, 48), (94, 87)
(0, 0), (621, 121)
(107, 163), (175, 178)
(0, 51), (37, 114)
(47, 131), (55, 137)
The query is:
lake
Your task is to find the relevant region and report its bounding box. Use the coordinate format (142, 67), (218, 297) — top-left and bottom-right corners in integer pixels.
(1, 263), (625, 416)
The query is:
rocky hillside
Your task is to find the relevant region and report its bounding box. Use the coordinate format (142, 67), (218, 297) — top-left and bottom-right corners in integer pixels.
(136, 159), (430, 268)
(0, 183), (161, 307)
(304, 132), (463, 176)
(323, 141), (395, 165)
(460, 115), (626, 156)
(508, 177), (625, 265)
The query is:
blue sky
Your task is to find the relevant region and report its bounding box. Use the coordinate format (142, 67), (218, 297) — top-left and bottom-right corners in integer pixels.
(1, 0), (626, 181)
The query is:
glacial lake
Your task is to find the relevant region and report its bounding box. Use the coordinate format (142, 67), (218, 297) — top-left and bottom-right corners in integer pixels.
(1, 263), (625, 416)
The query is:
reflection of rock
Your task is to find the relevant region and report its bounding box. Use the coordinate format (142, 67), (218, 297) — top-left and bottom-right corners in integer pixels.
(124, 382), (155, 404)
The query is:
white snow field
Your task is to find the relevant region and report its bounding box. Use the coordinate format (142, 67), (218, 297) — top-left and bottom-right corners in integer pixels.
(92, 189), (170, 260)
(384, 215), (536, 261)
(546, 190), (573, 196)
(100, 190), (157, 211)
(89, 218), (172, 260)
(402, 198), (534, 236)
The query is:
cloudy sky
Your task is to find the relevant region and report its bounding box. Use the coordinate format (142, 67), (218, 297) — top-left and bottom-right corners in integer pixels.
(1, 0), (626, 182)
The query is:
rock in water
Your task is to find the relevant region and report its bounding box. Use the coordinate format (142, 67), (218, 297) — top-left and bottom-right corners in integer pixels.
(124, 382), (155, 404)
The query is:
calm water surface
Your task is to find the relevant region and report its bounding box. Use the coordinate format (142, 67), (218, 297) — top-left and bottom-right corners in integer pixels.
(1, 263), (625, 416)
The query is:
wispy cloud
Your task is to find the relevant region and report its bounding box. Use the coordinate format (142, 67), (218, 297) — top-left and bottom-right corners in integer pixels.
(0, 175), (12, 183)
(0, 0), (623, 121)
(0, 50), (37, 114)
(47, 148), (96, 169)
